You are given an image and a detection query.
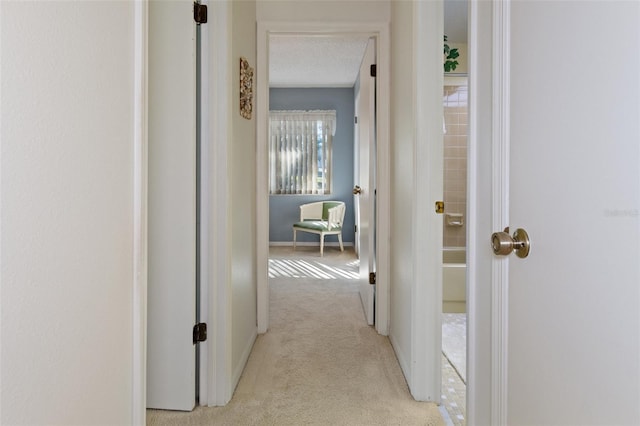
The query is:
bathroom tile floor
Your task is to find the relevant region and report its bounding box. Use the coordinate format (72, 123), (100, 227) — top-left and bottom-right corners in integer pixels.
(442, 354), (466, 426)
(442, 313), (467, 426)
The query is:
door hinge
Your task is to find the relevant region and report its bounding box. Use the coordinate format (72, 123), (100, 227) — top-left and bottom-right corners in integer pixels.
(435, 201), (445, 214)
(370, 64), (377, 78)
(193, 323), (207, 344)
(369, 272), (376, 285)
(194, 2), (208, 24)
(355, 116), (358, 124)
(354, 224), (357, 233)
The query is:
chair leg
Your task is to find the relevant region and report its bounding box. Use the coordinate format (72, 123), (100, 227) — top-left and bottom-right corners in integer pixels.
(338, 234), (344, 252)
(293, 229), (296, 251)
(320, 235), (324, 257)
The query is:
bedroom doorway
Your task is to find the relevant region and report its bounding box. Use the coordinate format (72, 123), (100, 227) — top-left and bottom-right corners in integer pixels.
(266, 34), (374, 323)
(256, 23), (391, 336)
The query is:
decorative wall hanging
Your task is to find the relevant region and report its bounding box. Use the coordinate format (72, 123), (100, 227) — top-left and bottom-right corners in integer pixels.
(240, 57), (254, 120)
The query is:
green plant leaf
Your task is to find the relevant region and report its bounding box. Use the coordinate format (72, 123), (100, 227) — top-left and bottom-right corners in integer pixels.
(444, 60), (459, 72)
(444, 35), (460, 72)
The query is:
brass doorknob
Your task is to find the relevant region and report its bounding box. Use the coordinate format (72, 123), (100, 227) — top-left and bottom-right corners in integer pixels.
(491, 227), (531, 258)
(353, 185), (362, 195)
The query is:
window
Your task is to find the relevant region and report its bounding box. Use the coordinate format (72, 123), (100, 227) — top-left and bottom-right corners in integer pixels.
(269, 110), (336, 195)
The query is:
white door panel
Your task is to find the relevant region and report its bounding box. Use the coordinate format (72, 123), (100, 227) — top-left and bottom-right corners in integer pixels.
(354, 91), (361, 257)
(504, 2), (640, 423)
(356, 39), (376, 325)
(147, 0), (197, 411)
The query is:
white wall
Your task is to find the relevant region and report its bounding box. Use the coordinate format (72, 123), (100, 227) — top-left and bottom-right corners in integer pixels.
(388, 0), (415, 381)
(389, 0), (443, 402)
(1, 1), (135, 424)
(230, 0), (258, 388)
(257, 0), (389, 22)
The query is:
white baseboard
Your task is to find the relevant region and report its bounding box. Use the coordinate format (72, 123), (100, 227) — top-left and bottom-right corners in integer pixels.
(389, 332), (411, 389)
(269, 241), (354, 247)
(231, 328), (257, 394)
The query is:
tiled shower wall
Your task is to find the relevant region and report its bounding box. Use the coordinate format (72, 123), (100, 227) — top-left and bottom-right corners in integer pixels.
(443, 85), (468, 249)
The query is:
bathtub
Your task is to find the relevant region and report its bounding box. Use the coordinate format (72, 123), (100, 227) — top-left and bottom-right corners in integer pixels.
(443, 248), (466, 313)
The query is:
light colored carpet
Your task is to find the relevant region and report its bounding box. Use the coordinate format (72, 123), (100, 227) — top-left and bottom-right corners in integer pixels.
(148, 246), (443, 426)
(442, 314), (466, 383)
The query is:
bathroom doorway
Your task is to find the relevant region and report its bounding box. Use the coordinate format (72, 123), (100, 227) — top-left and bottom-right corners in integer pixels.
(441, 1), (468, 423)
(441, 74), (468, 426)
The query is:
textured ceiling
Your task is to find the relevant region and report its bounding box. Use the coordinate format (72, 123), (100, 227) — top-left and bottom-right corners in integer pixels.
(269, 35), (371, 88)
(268, 1), (468, 87)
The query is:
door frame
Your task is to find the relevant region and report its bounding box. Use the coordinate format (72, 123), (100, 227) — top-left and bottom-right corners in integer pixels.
(200, 0), (233, 407)
(466, 0), (509, 424)
(256, 21), (391, 336)
(132, 1), (147, 423)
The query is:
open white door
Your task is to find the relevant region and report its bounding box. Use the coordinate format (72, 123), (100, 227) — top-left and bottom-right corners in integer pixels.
(354, 89), (361, 258)
(488, 1), (640, 423)
(355, 39), (376, 325)
(147, 0), (198, 411)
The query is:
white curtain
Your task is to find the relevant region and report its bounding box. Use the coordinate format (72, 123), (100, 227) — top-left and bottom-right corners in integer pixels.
(269, 110), (336, 194)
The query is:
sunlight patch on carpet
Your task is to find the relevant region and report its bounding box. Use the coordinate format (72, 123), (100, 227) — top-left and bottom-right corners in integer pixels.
(269, 258), (359, 280)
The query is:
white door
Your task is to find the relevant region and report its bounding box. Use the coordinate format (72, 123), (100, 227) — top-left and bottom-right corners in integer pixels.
(495, 2), (640, 423)
(354, 90), (361, 257)
(147, 0), (198, 411)
(355, 39), (376, 325)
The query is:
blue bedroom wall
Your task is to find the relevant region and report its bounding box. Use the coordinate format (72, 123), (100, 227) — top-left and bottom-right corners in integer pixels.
(269, 87), (355, 244)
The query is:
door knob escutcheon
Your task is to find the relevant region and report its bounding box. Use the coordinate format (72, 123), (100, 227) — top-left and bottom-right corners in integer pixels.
(491, 227), (531, 258)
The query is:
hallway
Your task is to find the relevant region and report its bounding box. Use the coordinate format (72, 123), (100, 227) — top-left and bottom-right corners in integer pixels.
(148, 246), (443, 425)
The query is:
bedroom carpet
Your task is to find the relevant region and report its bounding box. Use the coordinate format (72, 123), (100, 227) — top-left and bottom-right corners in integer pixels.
(147, 246), (443, 426)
